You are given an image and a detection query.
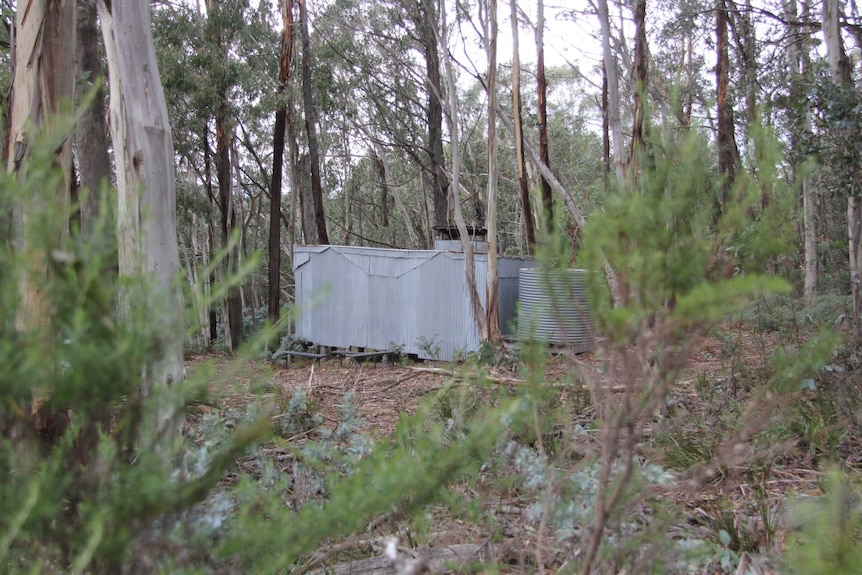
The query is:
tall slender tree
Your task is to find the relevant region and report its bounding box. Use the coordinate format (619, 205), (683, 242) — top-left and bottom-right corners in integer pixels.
(417, 0), (450, 233)
(511, 0), (535, 251)
(207, 0), (244, 351)
(485, 0), (501, 342)
(299, 0), (329, 244)
(715, 0), (740, 217)
(822, 0), (852, 85)
(785, 0), (817, 302)
(268, 0), (296, 325)
(536, 0), (554, 233)
(439, 0), (487, 341)
(597, 0), (625, 185)
(630, 0), (647, 172)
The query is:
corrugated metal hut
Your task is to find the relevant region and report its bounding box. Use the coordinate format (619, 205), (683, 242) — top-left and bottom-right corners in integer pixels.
(293, 245), (533, 361)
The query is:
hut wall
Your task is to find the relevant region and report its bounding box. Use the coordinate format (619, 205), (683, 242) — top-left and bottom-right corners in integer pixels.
(293, 245), (532, 360)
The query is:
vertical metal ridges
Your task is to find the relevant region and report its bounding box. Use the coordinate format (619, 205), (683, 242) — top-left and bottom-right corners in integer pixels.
(517, 268), (597, 348)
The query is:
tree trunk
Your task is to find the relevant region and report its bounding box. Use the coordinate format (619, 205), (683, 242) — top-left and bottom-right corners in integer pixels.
(511, 0), (535, 251)
(681, 32), (694, 126)
(75, 0), (112, 238)
(207, 0), (244, 352)
(786, 0), (818, 302)
(376, 154), (389, 228)
(535, 0), (553, 237)
(415, 0), (450, 232)
(216, 98), (243, 351)
(203, 126), (219, 345)
(601, 62), (610, 192)
(97, 0), (184, 440)
(630, 0), (647, 172)
(596, 0), (625, 185)
(850, 197), (862, 343)
(439, 0), (487, 341)
(7, 1), (77, 327)
(298, 153), (318, 244)
(486, 0), (501, 343)
(299, 0), (329, 245)
(188, 214), (209, 345)
(369, 139), (421, 247)
(732, 0), (758, 131)
(823, 0), (853, 85)
(823, 0), (860, 331)
(716, 0), (740, 217)
(286, 102), (303, 251)
(268, 0), (295, 326)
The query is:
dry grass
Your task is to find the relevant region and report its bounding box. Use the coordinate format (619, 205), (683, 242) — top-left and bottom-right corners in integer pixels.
(184, 325), (862, 574)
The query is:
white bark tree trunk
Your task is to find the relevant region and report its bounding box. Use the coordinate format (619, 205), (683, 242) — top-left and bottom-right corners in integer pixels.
(7, 1), (76, 327)
(97, 0), (185, 442)
(485, 0), (501, 342)
(823, 0), (852, 85)
(786, 0), (818, 302)
(439, 0), (488, 341)
(596, 0), (625, 185)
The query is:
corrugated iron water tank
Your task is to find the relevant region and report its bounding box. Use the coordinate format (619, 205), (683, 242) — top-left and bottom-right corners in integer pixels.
(517, 268), (597, 349)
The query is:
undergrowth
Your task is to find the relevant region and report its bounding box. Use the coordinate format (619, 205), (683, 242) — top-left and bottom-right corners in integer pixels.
(4, 115), (862, 575)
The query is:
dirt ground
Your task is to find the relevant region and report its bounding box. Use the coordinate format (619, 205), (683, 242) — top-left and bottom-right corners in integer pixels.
(186, 329), (860, 573)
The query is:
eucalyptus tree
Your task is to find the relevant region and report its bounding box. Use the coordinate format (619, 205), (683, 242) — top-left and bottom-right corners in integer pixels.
(75, 0), (112, 237)
(509, 0), (536, 250)
(6, 1), (76, 326)
(784, 0), (817, 302)
(484, 0), (501, 342)
(596, 0), (625, 185)
(298, 0), (329, 245)
(97, 0), (185, 440)
(268, 0), (296, 325)
(630, 0), (647, 170)
(715, 0), (739, 218)
(535, 0), (552, 236)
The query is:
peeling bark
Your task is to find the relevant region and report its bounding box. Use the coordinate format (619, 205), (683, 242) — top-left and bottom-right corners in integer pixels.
(97, 0), (184, 440)
(7, 1), (77, 327)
